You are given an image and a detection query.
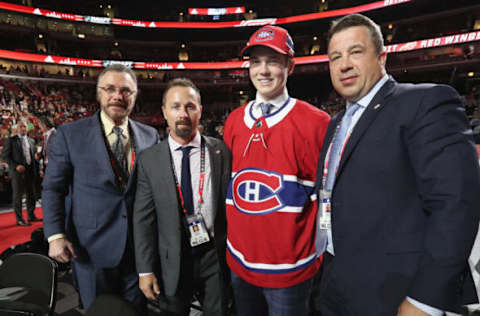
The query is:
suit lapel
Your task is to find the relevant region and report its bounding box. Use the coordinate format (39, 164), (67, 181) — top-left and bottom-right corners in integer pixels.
(126, 120), (142, 190)
(336, 79), (397, 180)
(155, 140), (180, 210)
(88, 113), (117, 186)
(204, 136), (220, 220)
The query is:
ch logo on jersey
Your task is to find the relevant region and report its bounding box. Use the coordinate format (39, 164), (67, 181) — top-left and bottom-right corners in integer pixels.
(232, 169), (284, 215)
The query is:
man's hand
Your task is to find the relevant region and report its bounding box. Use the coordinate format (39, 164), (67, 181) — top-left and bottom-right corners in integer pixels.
(34, 152), (41, 160)
(139, 274), (161, 301)
(398, 299), (430, 316)
(16, 165), (25, 173)
(48, 238), (77, 263)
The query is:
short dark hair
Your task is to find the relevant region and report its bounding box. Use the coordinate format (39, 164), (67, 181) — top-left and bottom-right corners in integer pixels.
(328, 14), (384, 55)
(162, 78), (201, 106)
(97, 64), (137, 87)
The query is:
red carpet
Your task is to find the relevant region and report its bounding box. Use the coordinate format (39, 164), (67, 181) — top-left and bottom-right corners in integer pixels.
(0, 207), (43, 254)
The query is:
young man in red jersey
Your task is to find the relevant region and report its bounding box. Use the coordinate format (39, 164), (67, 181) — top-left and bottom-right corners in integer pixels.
(223, 25), (330, 316)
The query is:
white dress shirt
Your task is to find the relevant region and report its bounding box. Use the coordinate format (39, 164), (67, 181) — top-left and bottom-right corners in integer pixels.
(250, 88), (290, 119)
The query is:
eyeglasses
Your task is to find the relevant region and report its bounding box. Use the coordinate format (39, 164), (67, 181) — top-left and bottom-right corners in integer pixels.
(98, 86), (136, 97)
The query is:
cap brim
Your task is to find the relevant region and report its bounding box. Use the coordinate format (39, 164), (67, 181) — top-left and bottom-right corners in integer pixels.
(241, 43), (291, 58)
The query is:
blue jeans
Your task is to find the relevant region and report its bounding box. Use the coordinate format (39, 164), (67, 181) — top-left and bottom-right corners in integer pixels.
(231, 271), (313, 316)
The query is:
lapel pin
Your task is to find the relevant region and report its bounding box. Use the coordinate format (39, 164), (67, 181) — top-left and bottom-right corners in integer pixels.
(373, 103), (381, 110)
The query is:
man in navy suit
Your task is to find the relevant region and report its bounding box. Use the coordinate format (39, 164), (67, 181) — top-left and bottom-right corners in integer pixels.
(314, 14), (480, 315)
(42, 64), (159, 311)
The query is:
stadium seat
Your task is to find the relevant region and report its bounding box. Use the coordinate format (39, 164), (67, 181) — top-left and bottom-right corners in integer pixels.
(0, 253), (58, 316)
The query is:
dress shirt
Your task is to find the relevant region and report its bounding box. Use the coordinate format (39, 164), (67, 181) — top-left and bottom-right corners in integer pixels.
(101, 111), (133, 172)
(250, 88), (289, 119)
(168, 132), (214, 235)
(324, 74), (442, 316)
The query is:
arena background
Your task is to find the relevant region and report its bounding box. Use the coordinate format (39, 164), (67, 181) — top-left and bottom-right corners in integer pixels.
(0, 0), (479, 315)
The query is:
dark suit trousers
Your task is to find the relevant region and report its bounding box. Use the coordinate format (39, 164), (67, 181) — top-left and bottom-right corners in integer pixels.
(158, 242), (227, 316)
(315, 253), (354, 316)
(72, 241), (146, 314)
(11, 165), (36, 221)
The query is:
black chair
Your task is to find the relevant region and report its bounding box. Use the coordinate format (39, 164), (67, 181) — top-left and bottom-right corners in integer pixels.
(84, 294), (139, 316)
(0, 253), (58, 316)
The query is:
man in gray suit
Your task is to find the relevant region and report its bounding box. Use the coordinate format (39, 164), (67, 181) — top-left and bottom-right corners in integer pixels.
(134, 78), (231, 316)
(42, 64), (159, 311)
(2, 120), (40, 225)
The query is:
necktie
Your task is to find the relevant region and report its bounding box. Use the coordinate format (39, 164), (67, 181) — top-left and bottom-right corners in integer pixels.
(324, 103), (361, 192)
(22, 136), (31, 165)
(180, 146), (194, 215)
(260, 103), (273, 116)
(112, 127), (128, 176)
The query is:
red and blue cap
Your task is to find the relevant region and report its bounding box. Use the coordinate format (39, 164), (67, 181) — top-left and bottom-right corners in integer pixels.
(241, 25), (295, 58)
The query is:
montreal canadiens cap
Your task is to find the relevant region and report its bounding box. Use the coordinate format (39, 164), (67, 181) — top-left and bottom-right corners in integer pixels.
(241, 25), (295, 58)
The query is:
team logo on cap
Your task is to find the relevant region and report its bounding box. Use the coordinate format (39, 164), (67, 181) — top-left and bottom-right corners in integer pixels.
(232, 168), (284, 215)
(254, 29), (275, 42)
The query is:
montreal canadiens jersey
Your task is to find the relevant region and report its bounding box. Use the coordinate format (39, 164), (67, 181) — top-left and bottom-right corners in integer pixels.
(224, 97), (330, 288)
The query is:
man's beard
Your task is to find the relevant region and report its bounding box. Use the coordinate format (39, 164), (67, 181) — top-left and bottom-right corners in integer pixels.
(175, 119), (194, 139)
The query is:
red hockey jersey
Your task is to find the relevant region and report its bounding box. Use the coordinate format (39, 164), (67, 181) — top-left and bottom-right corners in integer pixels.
(224, 97), (330, 288)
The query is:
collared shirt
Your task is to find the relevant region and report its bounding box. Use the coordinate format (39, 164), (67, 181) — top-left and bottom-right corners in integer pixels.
(100, 111), (133, 172)
(325, 74), (442, 316)
(168, 132), (214, 235)
(251, 88), (289, 119)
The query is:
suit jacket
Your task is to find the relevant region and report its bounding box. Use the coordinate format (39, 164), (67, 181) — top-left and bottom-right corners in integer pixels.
(315, 78), (480, 315)
(2, 134), (37, 177)
(42, 112), (159, 268)
(133, 135), (232, 296)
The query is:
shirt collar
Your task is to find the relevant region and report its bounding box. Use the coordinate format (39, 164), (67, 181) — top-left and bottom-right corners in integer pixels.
(254, 88), (289, 110)
(100, 111), (129, 136)
(168, 131), (201, 152)
(347, 74), (389, 109)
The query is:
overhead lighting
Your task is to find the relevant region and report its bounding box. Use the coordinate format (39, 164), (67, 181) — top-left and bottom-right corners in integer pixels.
(77, 33), (85, 39)
(313, 36), (318, 41)
(179, 12), (184, 16)
(181, 43), (186, 48)
(239, 91), (244, 95)
(114, 41), (119, 46)
(388, 24), (393, 30)
(107, 4), (111, 9)
(38, 34), (43, 39)
(99, 4), (103, 8)
(468, 72), (475, 77)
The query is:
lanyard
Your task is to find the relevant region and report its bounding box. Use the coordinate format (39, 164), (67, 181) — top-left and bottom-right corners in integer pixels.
(170, 138), (206, 215)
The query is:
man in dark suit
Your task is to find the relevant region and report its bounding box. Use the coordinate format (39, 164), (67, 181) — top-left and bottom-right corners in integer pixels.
(134, 78), (231, 316)
(1, 120), (40, 225)
(314, 14), (480, 315)
(42, 64), (159, 311)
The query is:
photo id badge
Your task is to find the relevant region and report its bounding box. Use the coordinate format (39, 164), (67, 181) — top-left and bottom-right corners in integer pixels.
(186, 213), (210, 247)
(319, 190), (332, 230)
